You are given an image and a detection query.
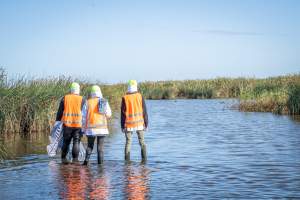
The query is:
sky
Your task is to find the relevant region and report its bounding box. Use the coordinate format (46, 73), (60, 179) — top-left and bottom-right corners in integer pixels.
(0, 0), (300, 83)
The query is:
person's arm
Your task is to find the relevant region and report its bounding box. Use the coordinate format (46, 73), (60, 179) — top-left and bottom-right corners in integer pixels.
(142, 96), (148, 129)
(55, 97), (64, 121)
(121, 97), (126, 130)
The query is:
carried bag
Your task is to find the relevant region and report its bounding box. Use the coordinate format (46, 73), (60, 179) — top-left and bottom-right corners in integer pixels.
(47, 121), (85, 161)
(98, 98), (107, 114)
(47, 121), (63, 157)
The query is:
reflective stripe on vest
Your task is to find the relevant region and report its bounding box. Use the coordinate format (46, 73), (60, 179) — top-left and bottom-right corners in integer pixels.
(86, 98), (108, 129)
(127, 112), (143, 118)
(62, 94), (83, 128)
(63, 113), (81, 117)
(124, 93), (144, 128)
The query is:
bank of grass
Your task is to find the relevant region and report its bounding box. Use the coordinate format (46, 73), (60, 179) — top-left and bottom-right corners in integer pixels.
(0, 142), (6, 161)
(0, 68), (299, 134)
(0, 73), (126, 134)
(140, 75), (300, 115)
(239, 75), (300, 115)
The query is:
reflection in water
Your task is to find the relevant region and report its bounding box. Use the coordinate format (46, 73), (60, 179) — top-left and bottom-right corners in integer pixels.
(49, 161), (110, 200)
(0, 132), (48, 159)
(124, 164), (150, 200)
(89, 167), (110, 200)
(290, 115), (300, 123)
(48, 161), (151, 200)
(59, 165), (88, 200)
(1, 100), (300, 199)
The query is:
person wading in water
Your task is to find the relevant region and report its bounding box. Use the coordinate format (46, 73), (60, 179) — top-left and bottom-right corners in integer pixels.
(56, 82), (86, 164)
(121, 80), (148, 163)
(82, 85), (112, 165)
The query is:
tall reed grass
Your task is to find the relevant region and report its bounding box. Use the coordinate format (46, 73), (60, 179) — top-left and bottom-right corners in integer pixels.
(239, 75), (300, 114)
(0, 67), (299, 134)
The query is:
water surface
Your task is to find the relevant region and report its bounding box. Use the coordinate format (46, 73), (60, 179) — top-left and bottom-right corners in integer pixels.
(0, 99), (300, 199)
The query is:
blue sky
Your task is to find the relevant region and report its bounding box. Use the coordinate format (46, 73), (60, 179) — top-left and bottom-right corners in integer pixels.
(0, 0), (300, 83)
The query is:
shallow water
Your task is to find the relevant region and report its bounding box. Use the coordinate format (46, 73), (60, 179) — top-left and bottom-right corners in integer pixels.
(0, 99), (300, 199)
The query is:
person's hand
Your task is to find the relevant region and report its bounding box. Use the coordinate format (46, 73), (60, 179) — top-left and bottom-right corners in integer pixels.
(122, 128), (126, 133)
(143, 127), (148, 132)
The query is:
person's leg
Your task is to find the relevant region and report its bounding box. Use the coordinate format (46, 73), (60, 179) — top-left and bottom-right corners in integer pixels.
(97, 136), (105, 164)
(137, 130), (147, 162)
(61, 127), (72, 164)
(72, 128), (81, 162)
(83, 136), (95, 165)
(125, 131), (132, 161)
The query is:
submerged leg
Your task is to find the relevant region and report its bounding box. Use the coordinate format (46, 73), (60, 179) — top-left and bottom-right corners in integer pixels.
(72, 129), (81, 162)
(83, 136), (95, 165)
(61, 128), (72, 164)
(125, 131), (132, 161)
(137, 130), (147, 163)
(97, 136), (105, 164)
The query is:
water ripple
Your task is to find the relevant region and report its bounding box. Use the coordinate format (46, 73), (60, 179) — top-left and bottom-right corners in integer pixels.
(0, 99), (300, 199)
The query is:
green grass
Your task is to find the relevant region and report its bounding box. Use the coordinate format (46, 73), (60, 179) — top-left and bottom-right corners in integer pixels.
(0, 67), (299, 134)
(239, 75), (300, 114)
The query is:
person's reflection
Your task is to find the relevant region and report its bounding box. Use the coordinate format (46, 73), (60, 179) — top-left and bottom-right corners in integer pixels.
(89, 167), (110, 200)
(59, 164), (89, 200)
(124, 164), (150, 200)
(49, 161), (110, 200)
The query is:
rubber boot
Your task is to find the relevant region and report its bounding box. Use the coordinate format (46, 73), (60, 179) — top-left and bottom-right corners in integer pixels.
(97, 136), (104, 165)
(82, 160), (88, 166)
(83, 148), (92, 166)
(61, 158), (70, 165)
(125, 152), (130, 162)
(72, 158), (80, 164)
(97, 152), (103, 165)
(141, 145), (147, 163)
(72, 131), (80, 161)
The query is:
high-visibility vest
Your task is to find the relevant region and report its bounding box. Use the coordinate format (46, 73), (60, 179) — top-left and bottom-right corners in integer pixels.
(86, 98), (108, 129)
(62, 94), (83, 128)
(124, 93), (144, 128)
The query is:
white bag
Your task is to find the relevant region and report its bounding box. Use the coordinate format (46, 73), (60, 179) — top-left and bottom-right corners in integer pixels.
(47, 121), (63, 157)
(47, 122), (86, 161)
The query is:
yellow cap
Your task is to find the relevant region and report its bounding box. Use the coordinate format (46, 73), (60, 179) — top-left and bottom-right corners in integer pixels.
(128, 80), (137, 86)
(91, 85), (100, 93)
(70, 82), (80, 92)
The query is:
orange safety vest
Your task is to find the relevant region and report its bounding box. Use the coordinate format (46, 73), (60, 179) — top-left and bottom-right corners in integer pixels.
(62, 94), (83, 128)
(86, 98), (108, 129)
(124, 93), (144, 128)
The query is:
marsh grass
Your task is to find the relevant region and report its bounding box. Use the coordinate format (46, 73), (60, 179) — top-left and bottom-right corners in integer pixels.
(239, 75), (300, 114)
(0, 67), (299, 134)
(0, 142), (6, 161)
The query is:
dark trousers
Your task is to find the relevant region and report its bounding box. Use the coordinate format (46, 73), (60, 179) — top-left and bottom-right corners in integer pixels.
(84, 136), (105, 164)
(61, 126), (81, 161)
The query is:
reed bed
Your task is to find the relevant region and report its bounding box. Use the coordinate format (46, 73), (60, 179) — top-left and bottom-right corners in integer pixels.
(0, 140), (6, 162)
(0, 68), (299, 134)
(239, 75), (300, 115)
